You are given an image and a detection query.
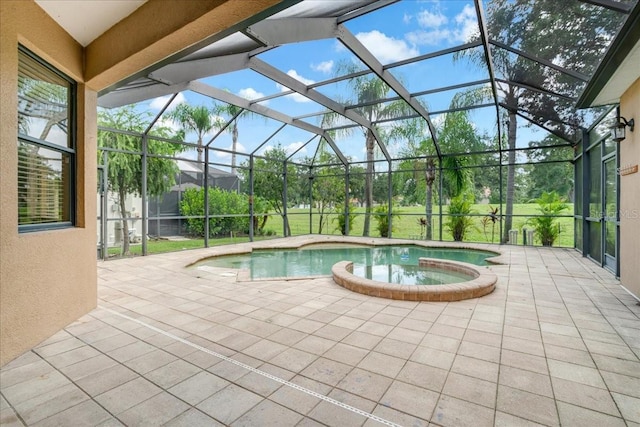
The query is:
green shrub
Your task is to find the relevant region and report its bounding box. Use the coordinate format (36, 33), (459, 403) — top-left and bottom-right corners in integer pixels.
(446, 195), (476, 241)
(180, 187), (264, 237)
(528, 191), (568, 246)
(333, 205), (357, 235)
(373, 205), (400, 238)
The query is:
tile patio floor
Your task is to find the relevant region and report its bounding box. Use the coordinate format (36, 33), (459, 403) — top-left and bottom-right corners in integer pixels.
(2, 236), (639, 426)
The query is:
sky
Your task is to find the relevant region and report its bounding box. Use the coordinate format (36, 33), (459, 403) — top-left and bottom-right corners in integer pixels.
(129, 0), (563, 171)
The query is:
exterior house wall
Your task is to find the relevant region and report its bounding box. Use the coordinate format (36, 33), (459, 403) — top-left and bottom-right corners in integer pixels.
(1, 0), (285, 366)
(0, 1), (98, 365)
(619, 77), (640, 300)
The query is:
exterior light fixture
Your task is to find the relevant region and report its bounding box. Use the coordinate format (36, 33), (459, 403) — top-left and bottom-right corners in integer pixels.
(611, 108), (634, 142)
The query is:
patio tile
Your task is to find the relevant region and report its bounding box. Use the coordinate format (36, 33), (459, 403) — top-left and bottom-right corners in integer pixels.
(409, 346), (455, 371)
(374, 338), (416, 359)
(547, 359), (606, 388)
(601, 370), (640, 398)
(612, 392), (640, 423)
(75, 363), (139, 396)
(396, 360), (448, 392)
(168, 371), (229, 405)
(164, 408), (224, 426)
(300, 357), (352, 387)
(364, 404), (429, 427)
(583, 339), (638, 360)
(494, 411), (546, 426)
(0, 408), (23, 427)
(342, 331), (382, 350)
(386, 327), (425, 345)
(499, 365), (553, 398)
(451, 354), (499, 383)
(592, 354), (640, 378)
(231, 399), (303, 426)
(294, 335), (337, 355)
(16, 384), (88, 425)
(323, 342), (369, 366)
(379, 380), (439, 420)
(58, 354), (117, 382)
(196, 384), (262, 425)
(313, 324), (351, 341)
(356, 321), (394, 337)
(124, 349), (177, 374)
(497, 385), (559, 426)
(0, 360), (55, 389)
(242, 339), (289, 360)
(34, 337), (86, 358)
(269, 348), (318, 372)
(31, 400), (113, 427)
(269, 376), (330, 414)
(442, 372), (497, 408)
(502, 336), (545, 357)
(107, 341), (157, 363)
(117, 392), (190, 426)
(457, 340), (500, 363)
(556, 401), (625, 427)
(544, 343), (595, 367)
(420, 333), (460, 353)
(336, 368), (393, 402)
(551, 377), (620, 416)
(95, 377), (161, 414)
(429, 323), (465, 340)
(2, 370), (70, 405)
(44, 345), (102, 370)
(500, 350), (549, 375)
(357, 351), (405, 378)
(217, 331), (262, 351)
(431, 394), (495, 427)
(145, 359), (201, 389)
(266, 328), (307, 346)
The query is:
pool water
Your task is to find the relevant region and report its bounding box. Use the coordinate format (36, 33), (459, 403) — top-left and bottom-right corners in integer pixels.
(194, 245), (496, 279)
(352, 264), (474, 286)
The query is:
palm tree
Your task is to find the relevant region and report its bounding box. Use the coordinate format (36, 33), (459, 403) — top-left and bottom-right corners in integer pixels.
(167, 103), (220, 164)
(323, 69), (411, 236)
(215, 103), (257, 175)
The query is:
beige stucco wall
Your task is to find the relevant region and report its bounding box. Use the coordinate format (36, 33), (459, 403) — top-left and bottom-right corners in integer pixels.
(619, 77), (640, 300)
(0, 1), (98, 366)
(1, 0), (288, 366)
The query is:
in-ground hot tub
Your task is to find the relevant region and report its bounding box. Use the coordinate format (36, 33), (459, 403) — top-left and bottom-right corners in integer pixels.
(332, 257), (497, 301)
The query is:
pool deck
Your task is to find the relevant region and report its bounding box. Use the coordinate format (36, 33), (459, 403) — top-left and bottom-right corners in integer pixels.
(2, 236), (639, 426)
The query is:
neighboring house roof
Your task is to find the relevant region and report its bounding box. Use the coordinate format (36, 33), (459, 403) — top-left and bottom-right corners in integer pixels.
(576, 2), (640, 108)
(176, 159), (235, 177)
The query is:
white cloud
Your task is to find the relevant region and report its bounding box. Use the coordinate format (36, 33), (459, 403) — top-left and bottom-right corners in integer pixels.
(355, 30), (419, 63)
(238, 87), (265, 101)
(403, 13), (412, 25)
(311, 60), (334, 74)
(454, 4), (479, 43)
(216, 142), (247, 159)
(417, 10), (448, 28)
(406, 4), (478, 46)
(156, 117), (182, 133)
(406, 28), (454, 46)
(285, 141), (307, 156)
(276, 69), (315, 103)
(148, 92), (186, 110)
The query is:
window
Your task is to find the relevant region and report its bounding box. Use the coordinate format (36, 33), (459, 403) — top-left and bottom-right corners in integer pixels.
(17, 45), (76, 231)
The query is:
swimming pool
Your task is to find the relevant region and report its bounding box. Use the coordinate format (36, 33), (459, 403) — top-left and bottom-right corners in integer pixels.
(193, 244), (497, 280)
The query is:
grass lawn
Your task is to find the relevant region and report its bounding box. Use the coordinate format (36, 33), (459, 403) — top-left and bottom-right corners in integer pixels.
(280, 203), (575, 247)
(106, 235), (276, 257)
(106, 202), (575, 258)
